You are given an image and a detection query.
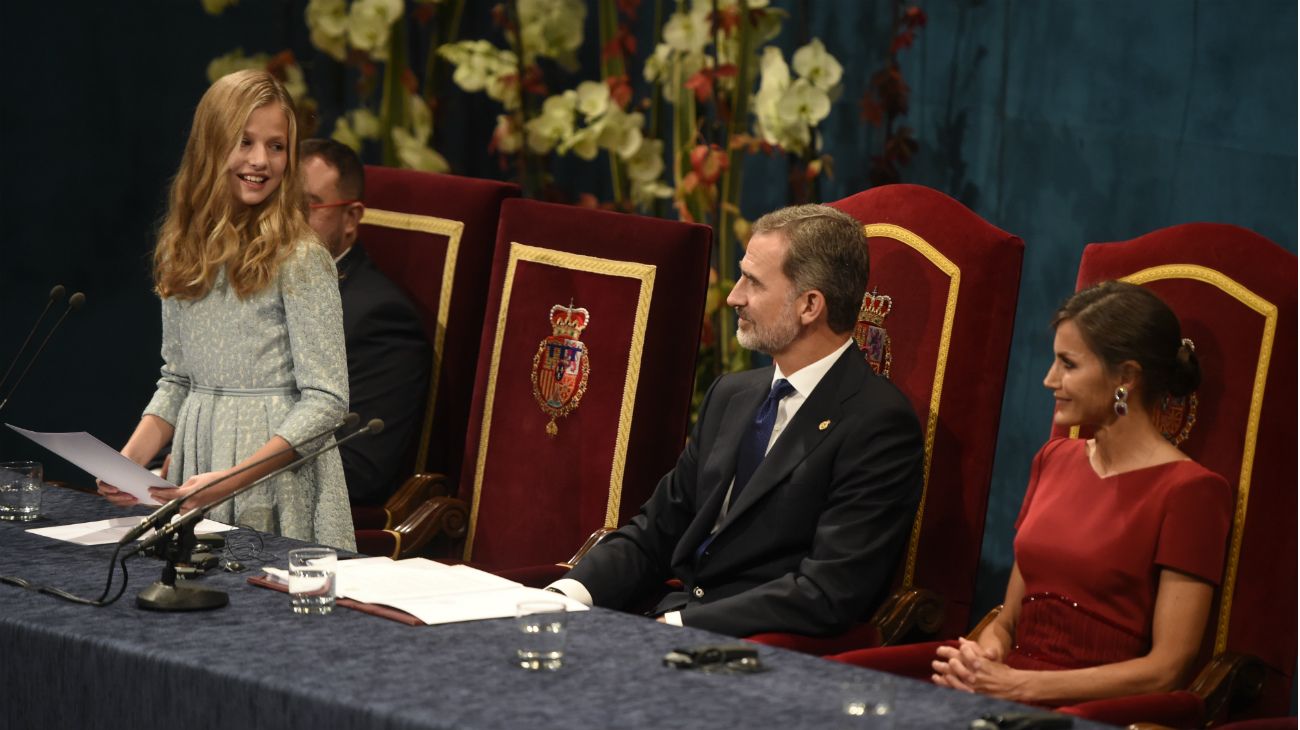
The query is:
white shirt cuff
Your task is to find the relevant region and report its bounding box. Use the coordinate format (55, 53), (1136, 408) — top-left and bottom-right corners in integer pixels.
(662, 610), (683, 626)
(545, 578), (594, 607)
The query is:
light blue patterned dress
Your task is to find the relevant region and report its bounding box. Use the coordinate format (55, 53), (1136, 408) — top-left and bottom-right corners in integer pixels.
(143, 240), (356, 550)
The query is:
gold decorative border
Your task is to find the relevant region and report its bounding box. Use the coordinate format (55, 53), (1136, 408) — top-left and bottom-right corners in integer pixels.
(463, 243), (657, 561)
(864, 223), (961, 589)
(1110, 264), (1275, 656)
(360, 208), (465, 472)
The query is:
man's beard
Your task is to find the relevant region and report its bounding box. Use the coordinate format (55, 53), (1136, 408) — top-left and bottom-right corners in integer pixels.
(735, 297), (800, 354)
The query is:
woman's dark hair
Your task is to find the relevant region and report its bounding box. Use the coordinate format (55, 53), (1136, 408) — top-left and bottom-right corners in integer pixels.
(1052, 280), (1200, 406)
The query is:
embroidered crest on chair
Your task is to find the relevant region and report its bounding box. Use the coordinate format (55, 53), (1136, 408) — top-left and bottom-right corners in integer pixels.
(1156, 393), (1198, 446)
(531, 302), (591, 436)
(853, 287), (893, 378)
(1155, 337), (1199, 446)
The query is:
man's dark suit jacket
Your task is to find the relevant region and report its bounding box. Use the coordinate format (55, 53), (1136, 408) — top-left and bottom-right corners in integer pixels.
(564, 345), (923, 637)
(336, 244), (431, 505)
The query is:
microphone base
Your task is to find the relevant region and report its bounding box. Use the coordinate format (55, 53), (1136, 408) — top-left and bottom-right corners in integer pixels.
(136, 581), (229, 612)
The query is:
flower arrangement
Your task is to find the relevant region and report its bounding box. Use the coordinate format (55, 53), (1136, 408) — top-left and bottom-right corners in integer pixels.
(201, 0), (922, 416)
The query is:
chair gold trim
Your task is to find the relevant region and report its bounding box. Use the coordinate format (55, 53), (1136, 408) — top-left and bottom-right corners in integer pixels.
(359, 207), (466, 473)
(863, 223), (961, 589)
(462, 242), (657, 561)
(1067, 263), (1276, 655)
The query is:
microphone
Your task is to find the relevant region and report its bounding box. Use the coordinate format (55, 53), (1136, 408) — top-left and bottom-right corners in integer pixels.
(0, 291), (85, 413)
(0, 285), (66, 394)
(135, 418), (383, 555)
(117, 412), (361, 546)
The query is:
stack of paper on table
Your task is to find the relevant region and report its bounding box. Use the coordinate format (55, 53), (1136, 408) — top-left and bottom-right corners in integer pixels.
(262, 557), (588, 625)
(27, 517), (236, 546)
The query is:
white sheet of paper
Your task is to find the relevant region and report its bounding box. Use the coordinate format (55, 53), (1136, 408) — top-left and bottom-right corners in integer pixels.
(26, 517), (235, 546)
(383, 585), (589, 625)
(6, 424), (171, 501)
(261, 559), (587, 625)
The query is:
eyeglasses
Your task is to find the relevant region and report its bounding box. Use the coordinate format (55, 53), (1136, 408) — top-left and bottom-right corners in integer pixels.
(308, 199), (361, 210)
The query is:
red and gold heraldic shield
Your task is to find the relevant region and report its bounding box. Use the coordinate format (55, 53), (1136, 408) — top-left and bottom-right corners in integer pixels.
(531, 303), (591, 435)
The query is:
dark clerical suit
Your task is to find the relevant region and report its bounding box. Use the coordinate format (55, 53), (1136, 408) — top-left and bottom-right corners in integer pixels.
(564, 345), (923, 637)
(336, 244), (431, 504)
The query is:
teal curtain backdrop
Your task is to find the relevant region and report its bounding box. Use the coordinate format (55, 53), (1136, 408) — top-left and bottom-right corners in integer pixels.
(0, 0), (1294, 620)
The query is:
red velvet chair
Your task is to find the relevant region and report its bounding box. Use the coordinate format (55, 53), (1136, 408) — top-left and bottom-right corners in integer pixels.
(746, 184), (1024, 654)
(833, 223), (1297, 728)
(348, 168), (519, 557)
(1054, 224), (1297, 726)
(400, 199), (712, 571)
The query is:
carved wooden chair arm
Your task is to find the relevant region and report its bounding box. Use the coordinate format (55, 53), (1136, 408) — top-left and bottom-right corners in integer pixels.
(382, 472), (454, 530)
(964, 603), (1004, 641)
(557, 527), (615, 569)
(1187, 651), (1266, 725)
(869, 587), (947, 646)
(388, 495), (469, 559)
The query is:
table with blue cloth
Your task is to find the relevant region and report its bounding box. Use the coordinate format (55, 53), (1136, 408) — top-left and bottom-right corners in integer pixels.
(0, 488), (1115, 730)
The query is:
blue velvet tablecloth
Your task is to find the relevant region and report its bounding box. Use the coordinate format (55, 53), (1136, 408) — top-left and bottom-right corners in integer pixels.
(0, 489), (1115, 730)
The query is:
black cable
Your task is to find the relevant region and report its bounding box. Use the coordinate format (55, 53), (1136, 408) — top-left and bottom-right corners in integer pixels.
(13, 542), (130, 607)
(219, 524), (277, 570)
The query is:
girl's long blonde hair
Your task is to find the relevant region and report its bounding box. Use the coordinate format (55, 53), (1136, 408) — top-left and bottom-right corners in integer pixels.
(154, 69), (314, 300)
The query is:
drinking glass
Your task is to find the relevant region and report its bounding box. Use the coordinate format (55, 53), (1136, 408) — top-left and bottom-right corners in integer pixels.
(515, 600), (568, 670)
(0, 461), (42, 522)
(288, 547), (336, 615)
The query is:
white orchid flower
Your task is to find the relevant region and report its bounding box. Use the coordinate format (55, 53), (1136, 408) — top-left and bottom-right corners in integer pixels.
(777, 78), (831, 127)
(663, 7), (711, 54)
(561, 122), (604, 160)
(752, 46), (791, 146)
(575, 81), (610, 120)
(408, 93), (433, 143)
(202, 0), (239, 15)
(625, 138), (665, 183)
(349, 108), (382, 139)
(392, 128), (449, 172)
(519, 0), (586, 65)
(331, 117), (362, 152)
(493, 114), (523, 154)
(597, 108), (645, 160)
(524, 91), (578, 153)
(792, 38), (842, 91)
(643, 43), (673, 85)
(206, 49), (269, 84)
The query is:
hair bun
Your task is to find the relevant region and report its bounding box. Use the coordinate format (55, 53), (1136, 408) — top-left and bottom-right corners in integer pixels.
(1168, 338), (1201, 397)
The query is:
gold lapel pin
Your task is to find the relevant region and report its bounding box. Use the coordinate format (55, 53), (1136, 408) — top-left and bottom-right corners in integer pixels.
(818, 420), (831, 431)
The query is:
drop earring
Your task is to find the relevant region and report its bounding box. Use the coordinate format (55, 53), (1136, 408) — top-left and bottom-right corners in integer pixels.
(1113, 386), (1129, 417)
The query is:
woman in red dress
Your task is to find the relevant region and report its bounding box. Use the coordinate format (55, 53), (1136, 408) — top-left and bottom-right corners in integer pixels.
(929, 281), (1232, 706)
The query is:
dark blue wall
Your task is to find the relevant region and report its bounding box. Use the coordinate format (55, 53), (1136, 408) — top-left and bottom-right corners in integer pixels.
(1, 1), (1294, 619)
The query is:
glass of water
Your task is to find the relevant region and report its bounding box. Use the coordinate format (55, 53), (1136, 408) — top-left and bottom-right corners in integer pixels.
(288, 547), (336, 615)
(840, 676), (896, 728)
(0, 461), (42, 522)
(515, 600), (568, 670)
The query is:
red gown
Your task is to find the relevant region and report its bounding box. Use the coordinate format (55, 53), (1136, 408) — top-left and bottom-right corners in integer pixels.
(1008, 438), (1232, 670)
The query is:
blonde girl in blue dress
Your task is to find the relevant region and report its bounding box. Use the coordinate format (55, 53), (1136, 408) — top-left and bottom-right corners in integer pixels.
(98, 70), (354, 550)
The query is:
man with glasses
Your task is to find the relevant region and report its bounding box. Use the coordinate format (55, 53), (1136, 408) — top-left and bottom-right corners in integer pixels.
(301, 139), (430, 506)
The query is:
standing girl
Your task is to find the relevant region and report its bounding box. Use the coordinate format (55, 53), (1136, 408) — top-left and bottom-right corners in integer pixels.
(98, 70), (354, 551)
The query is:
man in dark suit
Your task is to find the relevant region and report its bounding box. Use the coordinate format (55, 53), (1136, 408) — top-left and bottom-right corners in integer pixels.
(551, 204), (923, 637)
(301, 139), (431, 505)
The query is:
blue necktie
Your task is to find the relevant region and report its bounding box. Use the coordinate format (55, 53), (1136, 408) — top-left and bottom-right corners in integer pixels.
(731, 378), (797, 502)
(694, 379), (796, 562)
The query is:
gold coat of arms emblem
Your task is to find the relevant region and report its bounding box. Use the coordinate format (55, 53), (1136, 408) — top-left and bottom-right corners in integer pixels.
(853, 287), (893, 379)
(531, 302), (591, 436)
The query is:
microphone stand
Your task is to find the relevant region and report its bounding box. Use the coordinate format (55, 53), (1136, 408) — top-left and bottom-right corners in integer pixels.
(131, 419), (382, 612)
(0, 284), (64, 394)
(135, 515), (218, 611)
(0, 290), (84, 413)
